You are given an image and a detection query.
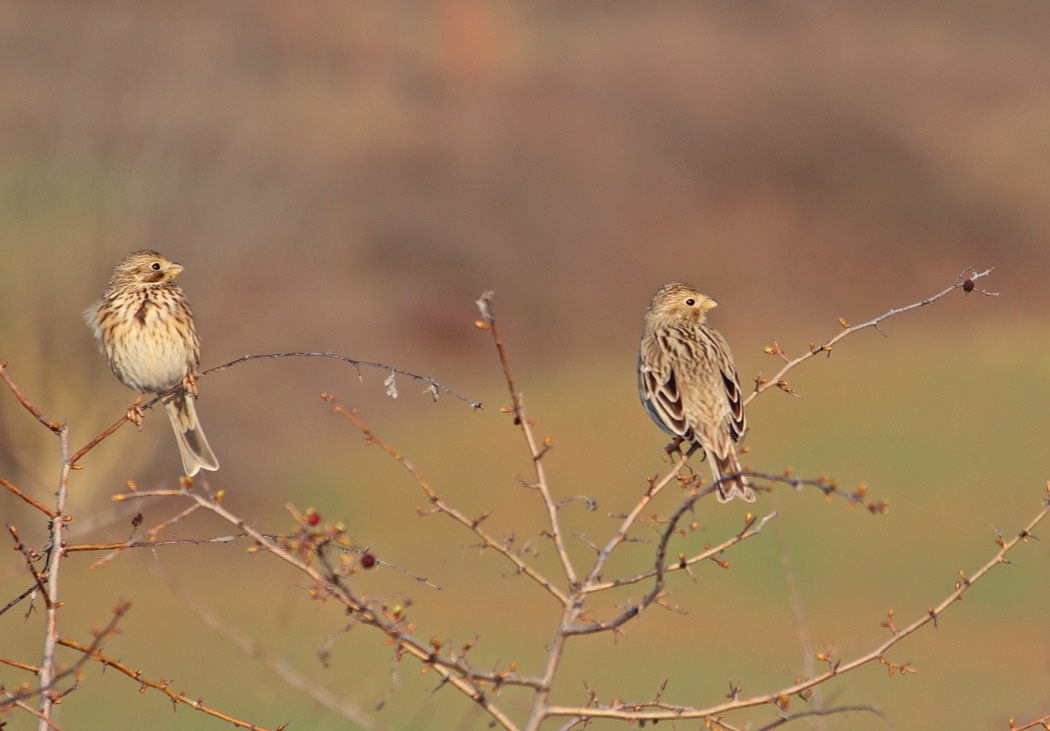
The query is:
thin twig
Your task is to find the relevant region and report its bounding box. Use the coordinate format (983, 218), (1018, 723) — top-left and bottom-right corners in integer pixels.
(2, 478), (56, 518)
(88, 500), (203, 568)
(7, 526), (52, 609)
(567, 511), (778, 637)
(582, 457), (686, 587)
(0, 690), (62, 731)
(746, 267), (996, 407)
(67, 412), (133, 467)
(772, 505), (826, 727)
(66, 350), (480, 467)
(324, 393), (568, 606)
(476, 292), (578, 588)
(0, 583), (41, 618)
(0, 363), (63, 432)
(0, 602), (130, 714)
(56, 636), (281, 730)
(147, 560), (390, 731)
(1010, 712), (1050, 731)
(63, 534), (247, 553)
(581, 512), (778, 595)
(754, 704), (894, 731)
(201, 352), (482, 409)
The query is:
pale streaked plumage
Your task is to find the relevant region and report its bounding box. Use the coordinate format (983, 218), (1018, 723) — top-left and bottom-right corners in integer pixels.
(85, 250), (219, 476)
(638, 282), (753, 502)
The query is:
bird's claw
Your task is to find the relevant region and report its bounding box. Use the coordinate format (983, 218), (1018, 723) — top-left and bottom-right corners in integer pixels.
(127, 395), (146, 428)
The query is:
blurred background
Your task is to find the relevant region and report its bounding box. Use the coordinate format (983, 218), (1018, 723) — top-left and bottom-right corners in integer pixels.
(1, 2), (1049, 729)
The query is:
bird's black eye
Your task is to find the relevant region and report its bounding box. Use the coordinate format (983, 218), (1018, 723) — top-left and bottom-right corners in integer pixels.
(685, 298), (696, 306)
(151, 262), (161, 271)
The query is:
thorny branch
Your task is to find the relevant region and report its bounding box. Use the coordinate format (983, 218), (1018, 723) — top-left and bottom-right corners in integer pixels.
(0, 602), (130, 714)
(56, 635), (283, 730)
(323, 394), (569, 606)
(476, 292), (579, 588)
(148, 561), (390, 731)
(66, 350), (481, 467)
(201, 352), (482, 409)
(753, 704), (894, 730)
(110, 484), (542, 724)
(747, 267), (997, 406)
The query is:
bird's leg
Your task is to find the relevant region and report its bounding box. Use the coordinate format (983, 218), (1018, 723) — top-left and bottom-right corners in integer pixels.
(663, 436), (686, 463)
(181, 371), (199, 398)
(684, 442), (706, 463)
(126, 394), (146, 427)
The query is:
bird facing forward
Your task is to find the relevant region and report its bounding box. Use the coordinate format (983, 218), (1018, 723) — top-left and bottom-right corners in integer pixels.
(85, 250), (219, 476)
(638, 282), (753, 502)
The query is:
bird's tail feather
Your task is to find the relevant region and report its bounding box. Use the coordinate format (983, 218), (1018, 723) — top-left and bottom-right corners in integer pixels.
(712, 450), (754, 503)
(163, 390), (219, 476)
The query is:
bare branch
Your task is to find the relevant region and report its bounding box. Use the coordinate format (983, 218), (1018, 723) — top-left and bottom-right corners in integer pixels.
(582, 511), (778, 595)
(149, 561), (391, 731)
(747, 267), (996, 407)
(65, 350), (480, 467)
(56, 635), (281, 730)
(201, 351), (481, 409)
(754, 704), (894, 730)
(476, 292), (579, 588)
(1010, 712), (1050, 731)
(6, 525), (52, 609)
(583, 457), (687, 587)
(0, 602), (130, 714)
(0, 362), (63, 433)
(1, 478), (56, 518)
(323, 394), (569, 606)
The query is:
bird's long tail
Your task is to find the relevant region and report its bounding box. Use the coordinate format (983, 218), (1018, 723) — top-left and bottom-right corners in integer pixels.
(163, 389), (219, 476)
(712, 449), (754, 503)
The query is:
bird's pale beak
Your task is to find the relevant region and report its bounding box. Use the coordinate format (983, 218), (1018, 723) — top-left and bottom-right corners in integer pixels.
(167, 263), (185, 277)
(700, 297), (718, 312)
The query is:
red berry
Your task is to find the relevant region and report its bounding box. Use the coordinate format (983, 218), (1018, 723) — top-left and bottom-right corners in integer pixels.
(962, 279), (975, 293)
(306, 511), (321, 526)
(361, 553), (377, 568)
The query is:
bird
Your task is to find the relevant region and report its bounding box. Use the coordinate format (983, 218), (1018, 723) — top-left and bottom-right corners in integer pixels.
(638, 282), (753, 502)
(85, 250), (219, 476)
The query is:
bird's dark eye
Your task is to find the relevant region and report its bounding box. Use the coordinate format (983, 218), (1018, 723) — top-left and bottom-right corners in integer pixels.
(151, 262), (161, 271)
(685, 298), (696, 306)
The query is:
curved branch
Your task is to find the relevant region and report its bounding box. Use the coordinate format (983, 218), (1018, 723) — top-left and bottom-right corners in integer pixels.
(746, 267), (997, 407)
(201, 352), (482, 409)
(67, 350), (481, 467)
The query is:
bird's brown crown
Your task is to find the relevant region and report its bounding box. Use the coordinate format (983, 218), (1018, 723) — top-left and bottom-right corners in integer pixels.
(646, 282), (718, 323)
(106, 250), (184, 291)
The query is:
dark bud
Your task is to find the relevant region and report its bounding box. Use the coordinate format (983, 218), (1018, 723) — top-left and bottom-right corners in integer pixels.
(131, 513), (143, 529)
(962, 279), (975, 293)
(361, 553), (377, 568)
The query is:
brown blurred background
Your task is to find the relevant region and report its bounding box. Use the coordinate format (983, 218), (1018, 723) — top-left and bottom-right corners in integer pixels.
(2, 2), (1049, 730)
